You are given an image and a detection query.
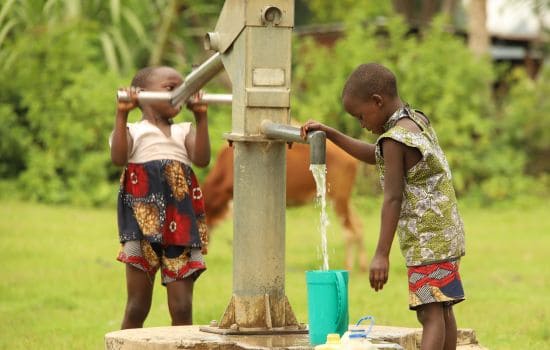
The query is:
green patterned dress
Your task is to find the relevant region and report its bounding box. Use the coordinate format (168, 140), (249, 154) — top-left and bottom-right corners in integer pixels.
(375, 106), (465, 267)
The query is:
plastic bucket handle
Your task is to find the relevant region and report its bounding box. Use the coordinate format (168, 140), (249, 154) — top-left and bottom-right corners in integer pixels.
(355, 316), (375, 337)
(334, 271), (347, 329)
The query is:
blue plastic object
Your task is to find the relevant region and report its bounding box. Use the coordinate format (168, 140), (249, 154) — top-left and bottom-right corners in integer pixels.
(306, 270), (349, 345)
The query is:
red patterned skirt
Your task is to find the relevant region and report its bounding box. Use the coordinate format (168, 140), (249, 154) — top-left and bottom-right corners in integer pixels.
(117, 240), (206, 285)
(117, 160), (208, 252)
(408, 260), (465, 310)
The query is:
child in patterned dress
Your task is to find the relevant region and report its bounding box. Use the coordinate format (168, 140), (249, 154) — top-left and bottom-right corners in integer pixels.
(301, 63), (465, 350)
(110, 66), (210, 329)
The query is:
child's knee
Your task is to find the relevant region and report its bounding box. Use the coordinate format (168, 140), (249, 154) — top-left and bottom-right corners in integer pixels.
(169, 296), (192, 314)
(168, 286), (192, 315)
(125, 300), (151, 321)
(416, 303), (444, 325)
(169, 298), (192, 325)
(416, 308), (426, 325)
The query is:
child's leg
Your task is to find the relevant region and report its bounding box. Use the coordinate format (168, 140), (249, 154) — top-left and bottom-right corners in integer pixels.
(443, 305), (457, 350)
(166, 277), (194, 325)
(121, 264), (155, 329)
(416, 303), (446, 350)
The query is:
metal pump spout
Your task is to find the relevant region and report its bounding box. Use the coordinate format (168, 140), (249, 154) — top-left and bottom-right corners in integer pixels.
(260, 120), (326, 165)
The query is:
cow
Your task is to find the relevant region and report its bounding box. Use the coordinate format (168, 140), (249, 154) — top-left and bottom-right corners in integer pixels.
(201, 140), (368, 271)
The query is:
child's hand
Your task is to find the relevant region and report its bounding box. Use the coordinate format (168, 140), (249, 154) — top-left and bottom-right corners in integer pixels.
(117, 87), (139, 114)
(186, 91), (208, 115)
(300, 120), (326, 140)
(369, 253), (390, 291)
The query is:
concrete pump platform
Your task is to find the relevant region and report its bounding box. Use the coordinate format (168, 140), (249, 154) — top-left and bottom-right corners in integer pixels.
(105, 325), (486, 350)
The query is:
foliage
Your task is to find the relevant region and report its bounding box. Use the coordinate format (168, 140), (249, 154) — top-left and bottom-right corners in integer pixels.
(0, 21), (123, 205)
(0, 1), (548, 206)
(0, 0), (224, 74)
(0, 1), (229, 206)
(499, 66), (550, 175)
(305, 0), (393, 23)
(292, 10), (531, 200)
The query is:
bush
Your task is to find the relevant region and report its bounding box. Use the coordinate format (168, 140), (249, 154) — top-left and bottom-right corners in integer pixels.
(499, 66), (550, 176)
(0, 22), (126, 205)
(292, 13), (527, 200)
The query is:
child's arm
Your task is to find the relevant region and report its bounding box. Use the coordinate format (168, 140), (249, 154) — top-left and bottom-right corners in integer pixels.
(301, 120), (376, 164)
(185, 93), (211, 168)
(369, 138), (406, 291)
(111, 88), (137, 166)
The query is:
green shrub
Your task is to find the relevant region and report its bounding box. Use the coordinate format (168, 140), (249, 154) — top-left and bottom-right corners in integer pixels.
(292, 14), (526, 201)
(0, 3), (546, 207)
(0, 22), (126, 205)
(499, 66), (550, 176)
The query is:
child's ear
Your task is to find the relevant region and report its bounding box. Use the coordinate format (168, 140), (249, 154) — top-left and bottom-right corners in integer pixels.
(372, 94), (383, 107)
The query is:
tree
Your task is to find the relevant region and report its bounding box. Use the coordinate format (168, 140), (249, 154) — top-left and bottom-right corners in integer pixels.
(0, 0), (225, 74)
(291, 6), (525, 199)
(467, 0), (489, 57)
(0, 0), (230, 205)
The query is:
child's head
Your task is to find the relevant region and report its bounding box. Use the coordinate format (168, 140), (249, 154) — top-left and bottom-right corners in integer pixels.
(132, 66), (184, 119)
(341, 63), (401, 134)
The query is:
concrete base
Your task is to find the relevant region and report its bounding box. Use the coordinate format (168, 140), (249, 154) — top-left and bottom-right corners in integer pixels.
(368, 326), (487, 350)
(105, 325), (486, 350)
(199, 324), (308, 335)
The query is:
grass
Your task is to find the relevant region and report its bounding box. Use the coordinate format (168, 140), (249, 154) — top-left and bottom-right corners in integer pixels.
(0, 197), (549, 349)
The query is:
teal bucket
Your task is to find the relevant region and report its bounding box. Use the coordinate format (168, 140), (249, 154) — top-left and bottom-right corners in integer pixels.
(306, 270), (349, 345)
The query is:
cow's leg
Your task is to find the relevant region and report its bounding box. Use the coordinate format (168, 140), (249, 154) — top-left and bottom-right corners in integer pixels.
(333, 199), (367, 271)
(348, 208), (368, 272)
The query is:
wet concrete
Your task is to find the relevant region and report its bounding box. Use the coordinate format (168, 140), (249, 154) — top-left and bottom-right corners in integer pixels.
(105, 325), (486, 350)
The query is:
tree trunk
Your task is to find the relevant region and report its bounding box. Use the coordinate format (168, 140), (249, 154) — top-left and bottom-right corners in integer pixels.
(467, 0), (490, 57)
(392, 0), (414, 25)
(441, 0), (458, 19)
(419, 0), (439, 28)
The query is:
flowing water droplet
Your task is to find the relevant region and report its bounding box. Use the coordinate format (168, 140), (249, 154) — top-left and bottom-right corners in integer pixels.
(310, 164), (330, 271)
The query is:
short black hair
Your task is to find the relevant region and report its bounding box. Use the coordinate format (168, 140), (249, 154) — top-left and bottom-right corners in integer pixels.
(131, 66), (158, 89)
(341, 63), (398, 102)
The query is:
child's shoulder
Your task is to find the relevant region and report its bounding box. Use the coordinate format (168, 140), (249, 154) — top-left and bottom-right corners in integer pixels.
(172, 121), (192, 130)
(171, 121), (193, 138)
(395, 118), (422, 133)
(172, 121), (192, 126)
(126, 119), (147, 131)
(127, 119), (148, 126)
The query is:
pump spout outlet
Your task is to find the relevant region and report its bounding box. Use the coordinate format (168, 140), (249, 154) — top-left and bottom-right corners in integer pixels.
(260, 120), (326, 165)
(307, 130), (326, 165)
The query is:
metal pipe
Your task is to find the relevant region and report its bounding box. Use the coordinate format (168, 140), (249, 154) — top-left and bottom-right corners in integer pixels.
(116, 52), (225, 107)
(171, 52), (224, 106)
(260, 120), (302, 143)
(260, 120), (326, 164)
(117, 90), (170, 103)
(117, 91), (232, 105)
(307, 130), (326, 165)
(201, 93), (232, 104)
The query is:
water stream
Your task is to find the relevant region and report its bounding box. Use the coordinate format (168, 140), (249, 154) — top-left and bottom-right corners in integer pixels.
(309, 164), (330, 271)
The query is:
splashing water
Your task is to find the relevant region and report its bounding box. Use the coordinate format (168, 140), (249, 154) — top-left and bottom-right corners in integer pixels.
(310, 164), (330, 271)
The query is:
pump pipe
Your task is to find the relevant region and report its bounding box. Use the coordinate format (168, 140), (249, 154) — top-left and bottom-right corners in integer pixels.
(260, 120), (326, 165)
(116, 52), (225, 106)
(171, 52), (224, 105)
(117, 91), (232, 105)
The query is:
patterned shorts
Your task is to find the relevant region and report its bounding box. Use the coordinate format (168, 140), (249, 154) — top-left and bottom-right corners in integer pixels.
(408, 260), (465, 310)
(117, 240), (206, 285)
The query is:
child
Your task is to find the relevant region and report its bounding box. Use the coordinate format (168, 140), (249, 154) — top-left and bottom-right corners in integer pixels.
(301, 63), (465, 350)
(110, 66), (210, 329)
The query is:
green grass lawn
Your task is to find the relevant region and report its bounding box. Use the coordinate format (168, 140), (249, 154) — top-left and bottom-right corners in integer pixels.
(1, 198), (549, 349)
